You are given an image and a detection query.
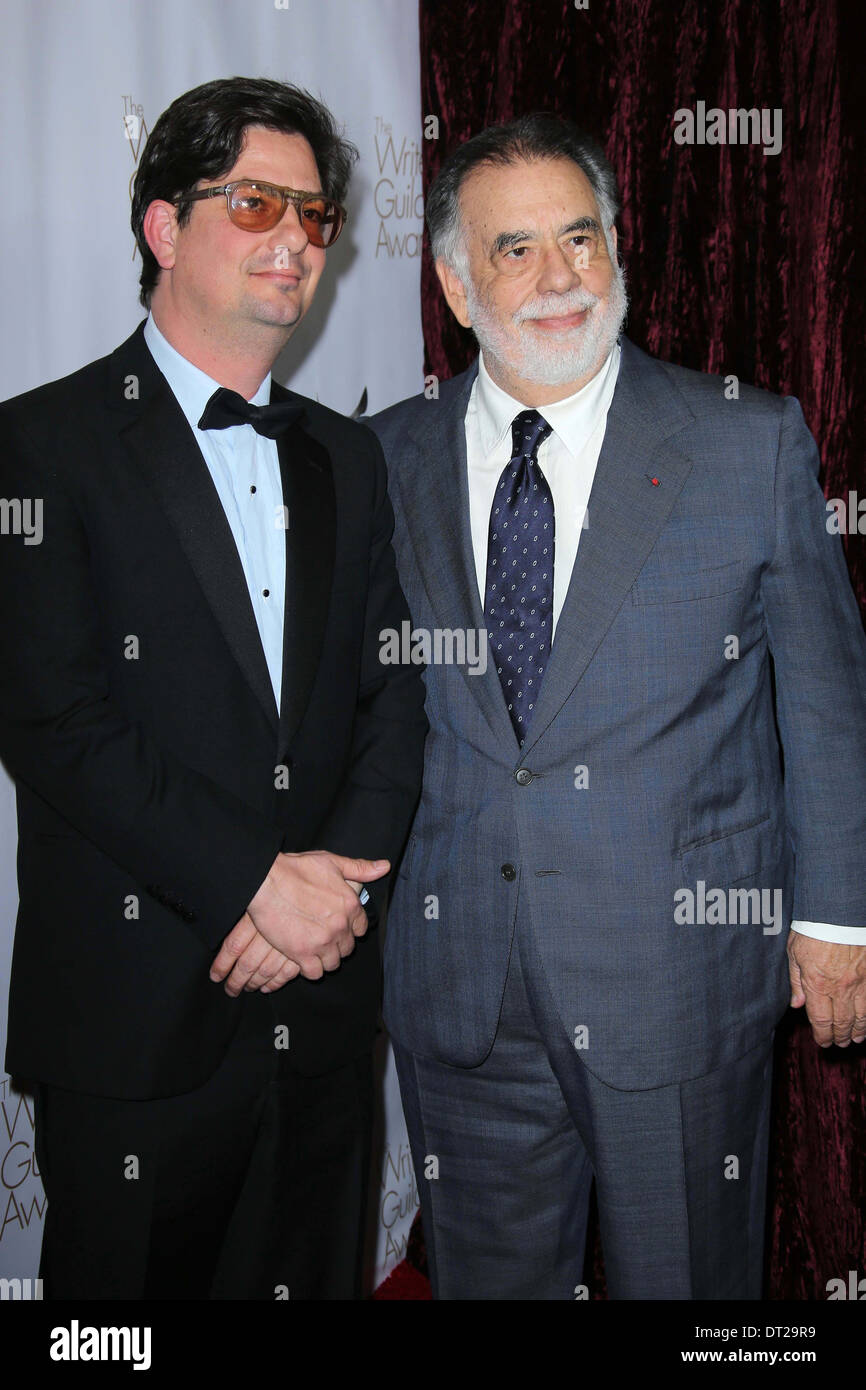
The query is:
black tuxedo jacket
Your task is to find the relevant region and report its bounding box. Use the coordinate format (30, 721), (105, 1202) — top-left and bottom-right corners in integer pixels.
(0, 322), (427, 1099)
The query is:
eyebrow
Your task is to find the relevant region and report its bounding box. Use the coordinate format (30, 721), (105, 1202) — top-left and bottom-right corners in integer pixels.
(562, 216), (601, 236)
(491, 216), (601, 254)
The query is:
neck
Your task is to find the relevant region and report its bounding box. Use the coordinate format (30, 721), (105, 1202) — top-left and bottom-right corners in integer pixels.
(481, 349), (608, 406)
(149, 297), (290, 399)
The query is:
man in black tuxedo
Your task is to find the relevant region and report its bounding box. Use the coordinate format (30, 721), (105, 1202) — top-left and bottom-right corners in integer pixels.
(0, 76), (427, 1300)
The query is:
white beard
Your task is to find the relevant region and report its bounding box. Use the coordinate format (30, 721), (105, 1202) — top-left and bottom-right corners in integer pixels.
(465, 260), (629, 388)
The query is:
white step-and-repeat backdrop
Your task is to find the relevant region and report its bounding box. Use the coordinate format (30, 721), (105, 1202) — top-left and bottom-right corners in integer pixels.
(0, 0), (424, 1293)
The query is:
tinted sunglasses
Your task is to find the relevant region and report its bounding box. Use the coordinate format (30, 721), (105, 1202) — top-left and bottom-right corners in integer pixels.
(184, 179), (347, 247)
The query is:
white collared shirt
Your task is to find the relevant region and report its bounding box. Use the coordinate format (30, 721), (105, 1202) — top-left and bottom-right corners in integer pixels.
(143, 314), (286, 707)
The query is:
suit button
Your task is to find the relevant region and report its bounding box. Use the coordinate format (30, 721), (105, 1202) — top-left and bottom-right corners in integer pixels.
(515, 768), (533, 786)
(500, 863), (517, 882)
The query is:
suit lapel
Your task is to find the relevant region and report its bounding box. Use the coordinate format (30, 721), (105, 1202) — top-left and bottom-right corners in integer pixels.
(520, 337), (696, 753)
(273, 391), (335, 751)
(110, 324), (285, 735)
(399, 339), (698, 758)
(110, 326), (335, 750)
(400, 365), (518, 747)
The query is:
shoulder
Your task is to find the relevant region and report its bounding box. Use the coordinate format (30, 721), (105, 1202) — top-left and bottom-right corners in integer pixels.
(0, 323), (154, 458)
(622, 338), (788, 426)
(367, 363), (478, 454)
(0, 342), (132, 503)
(621, 341), (817, 508)
(0, 349), (114, 431)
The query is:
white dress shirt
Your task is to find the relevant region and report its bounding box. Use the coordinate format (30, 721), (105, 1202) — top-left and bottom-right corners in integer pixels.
(144, 313), (286, 707)
(465, 345), (859, 944)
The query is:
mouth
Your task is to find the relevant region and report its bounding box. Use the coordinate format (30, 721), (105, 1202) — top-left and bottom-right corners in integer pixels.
(528, 307), (590, 331)
(251, 270), (303, 287)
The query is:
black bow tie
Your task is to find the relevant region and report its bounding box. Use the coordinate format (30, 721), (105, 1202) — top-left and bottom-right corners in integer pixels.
(198, 387), (305, 438)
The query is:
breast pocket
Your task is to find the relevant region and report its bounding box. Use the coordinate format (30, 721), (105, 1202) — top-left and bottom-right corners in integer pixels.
(631, 559), (750, 606)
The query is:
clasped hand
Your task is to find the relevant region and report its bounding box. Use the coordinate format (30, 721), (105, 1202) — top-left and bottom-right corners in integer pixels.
(209, 849), (389, 997)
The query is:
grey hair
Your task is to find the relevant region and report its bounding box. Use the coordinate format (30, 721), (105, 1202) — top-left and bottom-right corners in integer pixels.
(426, 113), (620, 277)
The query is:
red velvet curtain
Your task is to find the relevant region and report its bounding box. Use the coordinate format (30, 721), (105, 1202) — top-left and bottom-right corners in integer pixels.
(414, 0), (866, 1299)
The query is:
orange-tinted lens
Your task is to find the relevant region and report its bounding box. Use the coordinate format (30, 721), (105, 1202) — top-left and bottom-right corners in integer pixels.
(299, 196), (343, 247)
(226, 184), (343, 246)
(227, 183), (283, 231)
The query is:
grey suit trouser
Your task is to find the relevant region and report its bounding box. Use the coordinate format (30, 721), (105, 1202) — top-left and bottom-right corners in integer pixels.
(392, 917), (774, 1300)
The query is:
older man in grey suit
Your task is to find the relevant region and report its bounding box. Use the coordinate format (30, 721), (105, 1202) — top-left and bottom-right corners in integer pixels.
(368, 114), (866, 1301)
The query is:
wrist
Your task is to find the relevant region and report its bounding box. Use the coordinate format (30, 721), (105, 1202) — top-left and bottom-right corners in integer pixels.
(248, 853), (283, 916)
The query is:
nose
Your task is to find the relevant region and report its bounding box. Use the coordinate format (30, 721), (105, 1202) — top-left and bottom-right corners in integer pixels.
(266, 198), (309, 256)
(534, 241), (581, 295)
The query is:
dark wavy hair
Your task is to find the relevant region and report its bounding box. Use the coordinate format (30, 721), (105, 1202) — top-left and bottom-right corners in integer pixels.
(131, 76), (358, 306)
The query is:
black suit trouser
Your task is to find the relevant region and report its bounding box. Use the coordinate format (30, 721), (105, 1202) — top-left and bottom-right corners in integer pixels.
(33, 992), (373, 1300)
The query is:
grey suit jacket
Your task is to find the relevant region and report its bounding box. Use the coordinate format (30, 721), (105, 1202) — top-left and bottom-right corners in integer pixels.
(369, 335), (866, 1090)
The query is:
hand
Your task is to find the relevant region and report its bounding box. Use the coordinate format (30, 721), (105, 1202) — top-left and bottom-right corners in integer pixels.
(209, 870), (378, 995)
(210, 912), (301, 997)
(244, 850), (389, 980)
(787, 931), (866, 1046)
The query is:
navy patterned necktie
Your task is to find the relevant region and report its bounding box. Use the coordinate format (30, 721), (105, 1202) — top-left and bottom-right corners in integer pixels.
(484, 409), (555, 745)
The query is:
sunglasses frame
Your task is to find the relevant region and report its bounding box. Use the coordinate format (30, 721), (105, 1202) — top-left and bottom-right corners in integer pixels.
(183, 179), (347, 246)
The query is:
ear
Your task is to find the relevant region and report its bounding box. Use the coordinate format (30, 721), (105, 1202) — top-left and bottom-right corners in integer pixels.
(434, 257), (472, 329)
(608, 224), (618, 262)
(142, 199), (180, 273)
